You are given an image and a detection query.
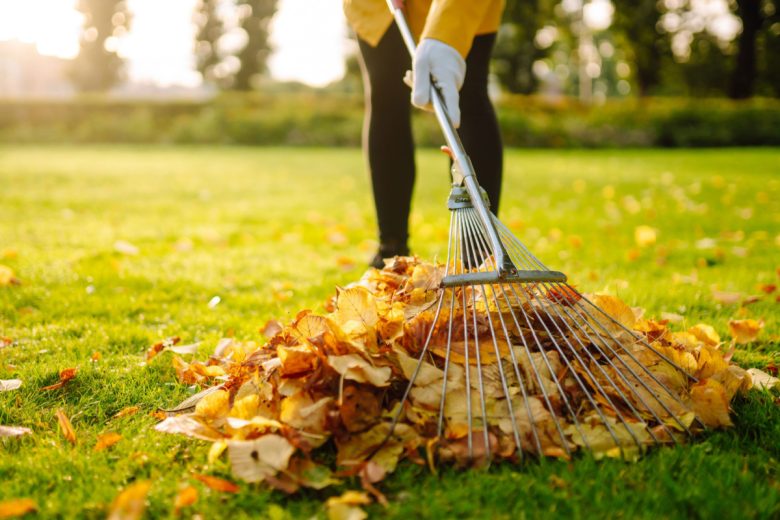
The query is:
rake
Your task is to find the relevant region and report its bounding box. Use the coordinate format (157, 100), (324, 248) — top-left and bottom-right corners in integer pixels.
(380, 1), (700, 463)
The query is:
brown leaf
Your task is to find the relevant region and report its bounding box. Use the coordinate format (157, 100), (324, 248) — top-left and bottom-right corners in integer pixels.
(55, 409), (77, 445)
(146, 336), (180, 362)
(41, 367), (77, 391)
(192, 473), (239, 493)
(173, 486), (198, 515)
(107, 481), (151, 520)
(327, 355), (391, 387)
(0, 498), (37, 518)
(94, 432), (122, 451)
(261, 319), (283, 338)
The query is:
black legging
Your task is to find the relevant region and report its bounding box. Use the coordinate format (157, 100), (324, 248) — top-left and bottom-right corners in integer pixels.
(358, 24), (503, 249)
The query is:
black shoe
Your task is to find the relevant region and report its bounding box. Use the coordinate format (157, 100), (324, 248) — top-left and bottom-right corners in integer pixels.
(369, 240), (410, 269)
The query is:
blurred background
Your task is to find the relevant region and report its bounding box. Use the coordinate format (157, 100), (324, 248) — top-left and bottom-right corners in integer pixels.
(0, 0), (778, 147)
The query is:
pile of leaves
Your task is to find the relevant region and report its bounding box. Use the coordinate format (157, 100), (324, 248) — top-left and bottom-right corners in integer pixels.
(154, 256), (764, 511)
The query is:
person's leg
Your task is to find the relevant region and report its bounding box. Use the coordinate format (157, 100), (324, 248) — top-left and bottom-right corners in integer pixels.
(458, 33), (503, 215)
(357, 24), (415, 267)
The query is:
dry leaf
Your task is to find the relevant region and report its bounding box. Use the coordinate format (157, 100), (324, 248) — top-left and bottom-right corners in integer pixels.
(326, 491), (371, 520)
(227, 435), (295, 483)
(328, 355), (391, 387)
(55, 409), (77, 445)
(711, 289), (743, 305)
(113, 240), (139, 256)
(0, 498), (37, 518)
(173, 486), (198, 515)
(41, 367), (77, 391)
(634, 226), (657, 247)
(113, 406), (140, 419)
(0, 379), (22, 392)
(107, 481), (151, 520)
(690, 379), (732, 428)
(94, 432), (123, 451)
(262, 319), (283, 338)
(0, 265), (21, 286)
(0, 426), (32, 438)
(193, 473), (239, 493)
(747, 368), (780, 390)
(728, 319), (764, 344)
(154, 415), (225, 442)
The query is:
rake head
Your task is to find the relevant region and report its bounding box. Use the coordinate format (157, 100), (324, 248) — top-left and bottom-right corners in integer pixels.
(386, 186), (701, 465)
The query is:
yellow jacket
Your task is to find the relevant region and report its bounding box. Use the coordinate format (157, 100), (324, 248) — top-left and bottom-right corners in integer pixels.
(343, 0), (505, 58)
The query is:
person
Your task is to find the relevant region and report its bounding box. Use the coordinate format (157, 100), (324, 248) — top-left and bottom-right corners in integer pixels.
(343, 0), (506, 268)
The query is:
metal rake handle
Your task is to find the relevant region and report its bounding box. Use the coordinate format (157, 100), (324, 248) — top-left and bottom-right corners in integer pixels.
(385, 0), (517, 278)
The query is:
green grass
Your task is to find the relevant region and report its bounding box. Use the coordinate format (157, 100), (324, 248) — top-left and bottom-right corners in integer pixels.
(0, 145), (778, 519)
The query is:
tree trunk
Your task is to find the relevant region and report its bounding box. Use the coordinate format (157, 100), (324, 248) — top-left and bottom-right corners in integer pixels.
(730, 0), (763, 99)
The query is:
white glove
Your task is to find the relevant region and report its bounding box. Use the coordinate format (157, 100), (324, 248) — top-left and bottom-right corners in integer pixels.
(411, 38), (466, 128)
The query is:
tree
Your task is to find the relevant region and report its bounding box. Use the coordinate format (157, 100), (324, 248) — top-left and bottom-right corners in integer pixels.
(68, 0), (130, 92)
(729, 0), (766, 98)
(492, 0), (554, 94)
(233, 0), (278, 91)
(611, 0), (669, 96)
(194, 0), (225, 86)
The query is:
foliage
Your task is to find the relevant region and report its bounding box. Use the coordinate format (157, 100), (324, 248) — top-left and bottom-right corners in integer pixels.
(1, 94), (779, 148)
(68, 0), (131, 92)
(0, 146), (778, 517)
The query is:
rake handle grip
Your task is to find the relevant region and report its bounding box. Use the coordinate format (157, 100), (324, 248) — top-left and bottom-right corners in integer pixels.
(385, 1), (516, 276)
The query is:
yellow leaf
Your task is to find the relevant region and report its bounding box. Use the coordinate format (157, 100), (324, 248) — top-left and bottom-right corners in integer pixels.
(327, 355), (391, 387)
(192, 473), (239, 493)
(0, 265), (20, 286)
(107, 481), (151, 520)
(589, 294), (636, 331)
(154, 415), (225, 442)
(0, 498), (37, 519)
(634, 226), (657, 247)
(728, 319), (764, 344)
(690, 379), (732, 428)
(194, 389), (230, 420)
(279, 393), (332, 434)
(55, 409), (77, 445)
(326, 491), (371, 520)
(208, 440), (227, 464)
(94, 432), (122, 451)
(334, 287), (378, 330)
(687, 323), (720, 347)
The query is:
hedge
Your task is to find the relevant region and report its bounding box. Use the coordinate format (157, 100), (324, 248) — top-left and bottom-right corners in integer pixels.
(1, 93), (778, 147)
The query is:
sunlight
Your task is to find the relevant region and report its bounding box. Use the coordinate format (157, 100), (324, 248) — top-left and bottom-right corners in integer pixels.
(0, 0), (348, 88)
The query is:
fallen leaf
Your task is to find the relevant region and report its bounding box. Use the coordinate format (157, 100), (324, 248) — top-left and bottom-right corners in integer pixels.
(728, 319), (764, 344)
(690, 379), (732, 428)
(113, 240), (139, 256)
(94, 432), (122, 451)
(154, 415), (225, 442)
(747, 368), (780, 390)
(634, 226), (657, 247)
(193, 473), (239, 493)
(227, 435), (296, 483)
(326, 491), (371, 520)
(0, 498), (37, 518)
(41, 367), (77, 391)
(173, 486), (198, 515)
(0, 426), (32, 438)
(0, 265), (21, 286)
(328, 355), (391, 387)
(107, 481), (151, 520)
(55, 409), (77, 445)
(0, 379), (22, 392)
(711, 289), (743, 305)
(113, 406), (140, 419)
(262, 319), (283, 338)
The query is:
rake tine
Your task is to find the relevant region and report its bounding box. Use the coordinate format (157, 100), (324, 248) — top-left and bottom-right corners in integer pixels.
(460, 212), (524, 459)
(464, 212), (644, 455)
(493, 216), (698, 384)
(461, 212), (493, 462)
(460, 210), (582, 454)
(495, 222), (701, 435)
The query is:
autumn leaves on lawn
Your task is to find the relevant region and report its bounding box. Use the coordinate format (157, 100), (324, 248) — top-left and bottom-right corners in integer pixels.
(152, 256), (766, 505)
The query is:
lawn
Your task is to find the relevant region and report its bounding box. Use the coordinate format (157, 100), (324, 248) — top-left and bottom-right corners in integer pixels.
(0, 145), (778, 519)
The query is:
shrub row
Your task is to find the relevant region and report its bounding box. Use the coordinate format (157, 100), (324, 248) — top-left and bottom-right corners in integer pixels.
(1, 93), (778, 147)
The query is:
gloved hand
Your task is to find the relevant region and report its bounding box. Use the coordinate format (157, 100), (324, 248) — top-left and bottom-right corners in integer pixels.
(411, 38), (466, 128)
